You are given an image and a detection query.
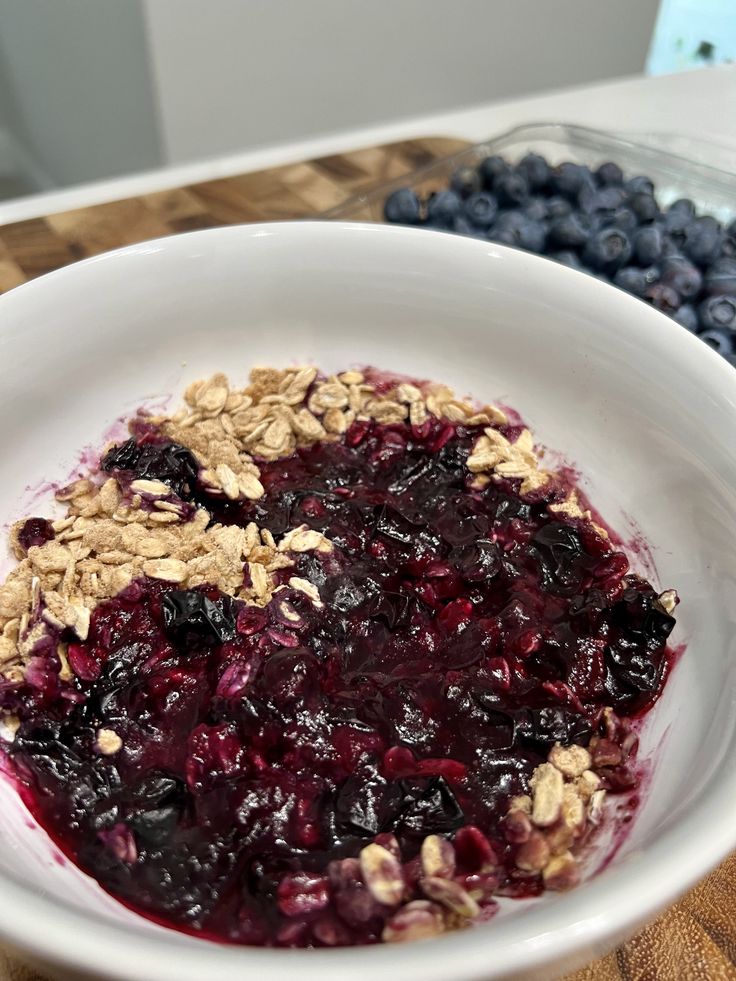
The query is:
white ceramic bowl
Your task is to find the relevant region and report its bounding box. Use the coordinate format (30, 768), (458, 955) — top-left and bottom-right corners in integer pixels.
(0, 222), (734, 981)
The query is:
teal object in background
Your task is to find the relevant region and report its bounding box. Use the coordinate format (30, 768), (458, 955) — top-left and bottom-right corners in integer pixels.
(647, 0), (736, 74)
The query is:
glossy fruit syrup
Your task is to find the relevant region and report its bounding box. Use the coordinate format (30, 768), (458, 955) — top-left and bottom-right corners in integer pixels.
(2, 415), (676, 946)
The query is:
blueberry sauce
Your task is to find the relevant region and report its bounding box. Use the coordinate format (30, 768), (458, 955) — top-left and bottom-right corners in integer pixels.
(4, 416), (676, 946)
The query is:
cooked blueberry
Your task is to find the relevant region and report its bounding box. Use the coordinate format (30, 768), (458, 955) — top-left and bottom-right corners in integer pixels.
(516, 153), (550, 190)
(632, 225), (664, 265)
(613, 265), (659, 297)
(449, 166), (482, 199)
(162, 590), (236, 643)
(495, 172), (530, 207)
(395, 776), (464, 836)
(101, 438), (200, 501)
(699, 295), (736, 331)
(595, 161), (624, 186)
(582, 228), (632, 272)
(628, 192), (659, 224)
(426, 190), (462, 228)
(699, 327), (735, 355)
(383, 187), (422, 224)
(463, 192), (498, 229)
(625, 175), (654, 196)
(548, 213), (592, 249)
(477, 155), (509, 190)
(683, 216), (722, 266)
(704, 257), (736, 296)
(659, 255), (703, 299)
(17, 517), (55, 554)
(335, 767), (403, 837)
(673, 304), (699, 332)
(645, 283), (681, 314)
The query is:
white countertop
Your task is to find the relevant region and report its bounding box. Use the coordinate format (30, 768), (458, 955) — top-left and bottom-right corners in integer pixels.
(2, 65), (735, 225)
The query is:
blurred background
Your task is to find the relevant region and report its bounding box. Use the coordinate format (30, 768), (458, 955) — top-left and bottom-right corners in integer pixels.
(0, 0), (733, 201)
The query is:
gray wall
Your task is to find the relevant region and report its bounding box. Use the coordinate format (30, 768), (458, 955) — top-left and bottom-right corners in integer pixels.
(144, 0), (661, 163)
(0, 0), (162, 187)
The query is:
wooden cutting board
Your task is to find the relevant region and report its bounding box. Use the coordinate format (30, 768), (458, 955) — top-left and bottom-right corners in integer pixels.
(0, 136), (733, 981)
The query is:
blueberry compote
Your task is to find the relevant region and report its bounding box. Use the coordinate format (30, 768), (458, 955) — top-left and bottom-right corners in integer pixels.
(6, 415), (676, 947)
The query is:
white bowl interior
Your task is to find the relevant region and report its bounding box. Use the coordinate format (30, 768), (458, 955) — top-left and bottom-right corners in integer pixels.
(0, 222), (734, 980)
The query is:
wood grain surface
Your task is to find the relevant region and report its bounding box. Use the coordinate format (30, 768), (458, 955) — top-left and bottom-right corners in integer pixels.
(0, 137), (733, 981)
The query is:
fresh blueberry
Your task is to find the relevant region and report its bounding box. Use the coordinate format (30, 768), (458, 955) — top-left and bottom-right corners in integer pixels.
(463, 191), (498, 229)
(550, 162), (593, 200)
(645, 283), (681, 314)
(626, 175), (655, 196)
(595, 161), (624, 186)
(704, 256), (736, 296)
(495, 172), (530, 207)
(384, 187), (422, 224)
(548, 213), (592, 249)
(659, 255), (703, 299)
(628, 192), (659, 224)
(673, 304), (699, 332)
(683, 216), (722, 266)
(593, 186), (627, 213)
(450, 166), (482, 199)
(632, 225), (664, 265)
(426, 190), (462, 228)
(490, 210), (546, 252)
(478, 155), (509, 190)
(546, 196), (573, 219)
(524, 197), (549, 222)
(582, 227), (632, 272)
(698, 295), (736, 331)
(551, 250), (585, 270)
(663, 198), (696, 235)
(699, 327), (735, 355)
(453, 216), (486, 238)
(613, 265), (659, 297)
(516, 153), (550, 190)
(608, 207), (638, 233)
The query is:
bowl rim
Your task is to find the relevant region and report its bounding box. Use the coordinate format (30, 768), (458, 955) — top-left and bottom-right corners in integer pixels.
(0, 219), (735, 980)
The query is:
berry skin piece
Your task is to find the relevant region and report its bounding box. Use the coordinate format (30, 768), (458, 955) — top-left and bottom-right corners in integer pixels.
(426, 190), (462, 229)
(384, 188), (422, 225)
(463, 192), (498, 229)
(699, 327), (735, 356)
(698, 295), (736, 331)
(582, 228), (632, 272)
(450, 167), (482, 199)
